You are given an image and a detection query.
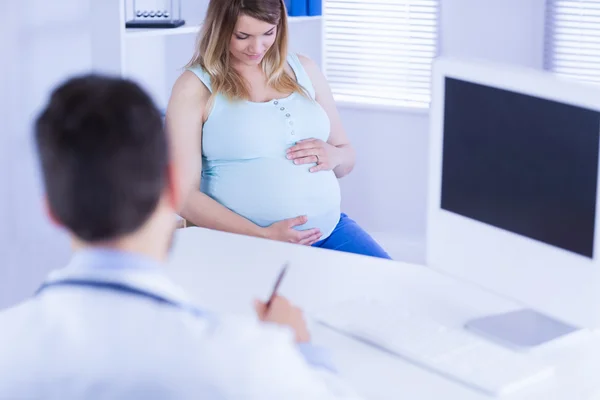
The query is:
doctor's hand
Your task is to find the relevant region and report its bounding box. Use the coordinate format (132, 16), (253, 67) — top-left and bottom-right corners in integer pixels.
(262, 216), (322, 246)
(286, 139), (341, 173)
(254, 296), (311, 343)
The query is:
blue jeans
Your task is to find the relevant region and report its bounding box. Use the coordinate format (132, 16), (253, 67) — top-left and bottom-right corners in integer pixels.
(312, 213), (392, 259)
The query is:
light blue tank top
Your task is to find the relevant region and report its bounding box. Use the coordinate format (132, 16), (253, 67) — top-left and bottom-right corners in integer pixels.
(187, 53), (341, 240)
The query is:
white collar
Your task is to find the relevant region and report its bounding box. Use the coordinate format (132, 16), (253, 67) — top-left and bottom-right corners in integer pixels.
(44, 248), (195, 308)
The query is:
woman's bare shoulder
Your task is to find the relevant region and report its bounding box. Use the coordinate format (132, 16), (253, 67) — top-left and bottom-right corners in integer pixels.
(295, 53), (319, 72)
(171, 70), (211, 103)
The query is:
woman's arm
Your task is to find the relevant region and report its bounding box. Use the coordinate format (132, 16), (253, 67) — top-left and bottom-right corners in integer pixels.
(166, 72), (322, 245)
(298, 55), (356, 179)
(166, 71), (267, 238)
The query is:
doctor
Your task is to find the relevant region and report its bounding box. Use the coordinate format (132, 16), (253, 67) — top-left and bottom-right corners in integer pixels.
(0, 75), (362, 399)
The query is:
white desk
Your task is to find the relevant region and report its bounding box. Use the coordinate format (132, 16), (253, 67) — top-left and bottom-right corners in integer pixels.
(166, 227), (600, 400)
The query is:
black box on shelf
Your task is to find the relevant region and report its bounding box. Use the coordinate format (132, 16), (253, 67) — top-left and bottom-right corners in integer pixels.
(125, 0), (185, 29)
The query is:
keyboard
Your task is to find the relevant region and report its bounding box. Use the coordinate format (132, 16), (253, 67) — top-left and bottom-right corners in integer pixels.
(315, 298), (555, 397)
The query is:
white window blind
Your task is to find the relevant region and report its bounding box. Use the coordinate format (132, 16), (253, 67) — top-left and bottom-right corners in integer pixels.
(324, 0), (439, 108)
(545, 0), (600, 85)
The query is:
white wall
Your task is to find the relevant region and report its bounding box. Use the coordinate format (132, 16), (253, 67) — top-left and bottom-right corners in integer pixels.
(338, 0), (547, 256)
(1, 2), (20, 308)
(1, 0), (93, 308)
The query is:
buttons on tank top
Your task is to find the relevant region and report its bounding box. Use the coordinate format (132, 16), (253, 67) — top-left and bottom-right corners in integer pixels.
(273, 98), (296, 140)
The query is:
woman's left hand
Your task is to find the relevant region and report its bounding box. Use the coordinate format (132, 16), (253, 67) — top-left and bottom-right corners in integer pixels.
(286, 139), (340, 173)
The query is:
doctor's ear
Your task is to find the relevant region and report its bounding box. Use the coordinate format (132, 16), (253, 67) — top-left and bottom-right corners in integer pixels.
(164, 163), (183, 212)
(43, 195), (63, 228)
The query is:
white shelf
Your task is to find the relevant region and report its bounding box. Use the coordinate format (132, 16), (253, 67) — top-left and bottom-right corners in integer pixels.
(287, 15), (322, 23)
(126, 24), (200, 38)
(125, 15), (321, 38)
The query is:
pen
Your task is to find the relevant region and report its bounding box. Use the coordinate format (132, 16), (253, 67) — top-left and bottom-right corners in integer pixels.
(265, 262), (289, 310)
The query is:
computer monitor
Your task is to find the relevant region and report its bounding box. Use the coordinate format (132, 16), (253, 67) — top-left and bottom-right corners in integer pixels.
(427, 57), (600, 332)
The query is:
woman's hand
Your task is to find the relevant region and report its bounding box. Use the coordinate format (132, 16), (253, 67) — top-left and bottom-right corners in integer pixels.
(262, 216), (322, 245)
(286, 139), (341, 173)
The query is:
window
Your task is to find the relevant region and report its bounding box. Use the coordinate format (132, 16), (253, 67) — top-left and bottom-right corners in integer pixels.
(545, 0), (600, 85)
(324, 0), (439, 108)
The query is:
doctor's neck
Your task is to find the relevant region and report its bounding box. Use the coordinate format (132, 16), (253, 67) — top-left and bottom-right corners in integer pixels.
(69, 202), (176, 264)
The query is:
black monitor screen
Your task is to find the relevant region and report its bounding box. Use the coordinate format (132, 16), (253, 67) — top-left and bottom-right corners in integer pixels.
(441, 77), (600, 258)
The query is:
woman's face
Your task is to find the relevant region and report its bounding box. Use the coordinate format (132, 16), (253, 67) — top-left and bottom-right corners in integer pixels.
(230, 15), (278, 66)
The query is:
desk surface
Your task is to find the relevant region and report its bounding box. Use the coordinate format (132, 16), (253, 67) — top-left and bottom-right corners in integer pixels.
(166, 227), (599, 400)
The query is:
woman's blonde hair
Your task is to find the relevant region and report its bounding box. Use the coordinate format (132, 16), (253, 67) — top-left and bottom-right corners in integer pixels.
(186, 0), (307, 101)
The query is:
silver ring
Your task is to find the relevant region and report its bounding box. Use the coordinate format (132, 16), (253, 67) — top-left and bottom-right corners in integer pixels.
(315, 154), (320, 164)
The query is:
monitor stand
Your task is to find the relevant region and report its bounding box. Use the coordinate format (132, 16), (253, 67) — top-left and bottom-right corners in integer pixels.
(465, 308), (582, 351)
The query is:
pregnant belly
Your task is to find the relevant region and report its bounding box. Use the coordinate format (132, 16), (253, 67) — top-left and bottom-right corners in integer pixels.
(201, 158), (341, 239)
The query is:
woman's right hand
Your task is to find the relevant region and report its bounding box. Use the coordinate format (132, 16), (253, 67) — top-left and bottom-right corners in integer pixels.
(263, 216), (322, 245)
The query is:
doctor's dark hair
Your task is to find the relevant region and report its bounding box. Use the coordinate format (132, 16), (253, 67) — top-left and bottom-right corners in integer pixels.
(35, 74), (168, 242)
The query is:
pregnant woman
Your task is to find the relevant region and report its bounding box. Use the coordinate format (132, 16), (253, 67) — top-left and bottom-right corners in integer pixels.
(167, 0), (390, 259)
